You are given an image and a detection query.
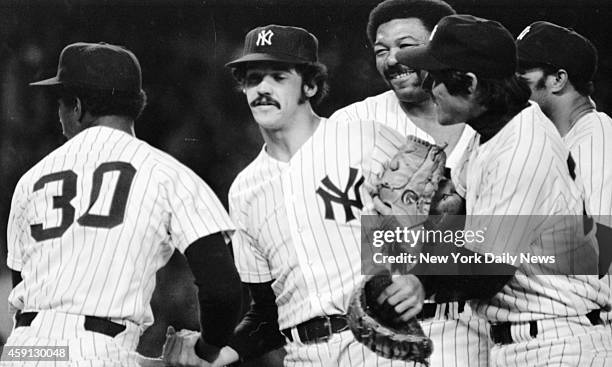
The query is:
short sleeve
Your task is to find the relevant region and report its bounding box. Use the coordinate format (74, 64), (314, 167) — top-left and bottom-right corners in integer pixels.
(162, 165), (234, 253)
(228, 191), (273, 283)
(7, 179), (29, 271)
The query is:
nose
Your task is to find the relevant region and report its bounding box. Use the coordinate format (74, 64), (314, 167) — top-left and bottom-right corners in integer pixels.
(255, 75), (274, 94)
(386, 47), (400, 67)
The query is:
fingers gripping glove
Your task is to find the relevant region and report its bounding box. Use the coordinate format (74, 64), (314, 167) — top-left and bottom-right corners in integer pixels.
(426, 178), (467, 230)
(377, 136), (447, 224)
(347, 270), (433, 364)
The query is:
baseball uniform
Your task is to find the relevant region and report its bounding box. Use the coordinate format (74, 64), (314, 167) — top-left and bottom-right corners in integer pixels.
(330, 90), (490, 367)
(453, 103), (612, 366)
(230, 116), (426, 366)
(563, 110), (612, 332)
(4, 126), (234, 366)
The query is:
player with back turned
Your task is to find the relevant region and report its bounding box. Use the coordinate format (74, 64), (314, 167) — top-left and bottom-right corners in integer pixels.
(3, 42), (241, 366)
(375, 14), (612, 366)
(330, 1), (489, 365)
(516, 21), (612, 334)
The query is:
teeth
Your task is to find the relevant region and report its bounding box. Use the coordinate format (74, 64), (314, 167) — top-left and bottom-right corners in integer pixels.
(391, 72), (413, 80)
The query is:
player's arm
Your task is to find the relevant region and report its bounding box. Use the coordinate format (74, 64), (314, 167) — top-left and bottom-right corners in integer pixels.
(183, 233), (243, 360)
(11, 270), (22, 288)
(596, 223), (612, 277)
(224, 280), (285, 362)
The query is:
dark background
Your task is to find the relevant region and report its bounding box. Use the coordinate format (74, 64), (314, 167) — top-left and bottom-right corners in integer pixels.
(0, 0), (610, 357)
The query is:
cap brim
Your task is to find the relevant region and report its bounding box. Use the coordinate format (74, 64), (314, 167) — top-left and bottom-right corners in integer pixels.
(396, 45), (451, 71)
(29, 76), (62, 87)
(225, 53), (311, 68)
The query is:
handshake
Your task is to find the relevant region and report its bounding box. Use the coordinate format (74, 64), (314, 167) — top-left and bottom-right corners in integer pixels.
(138, 326), (239, 367)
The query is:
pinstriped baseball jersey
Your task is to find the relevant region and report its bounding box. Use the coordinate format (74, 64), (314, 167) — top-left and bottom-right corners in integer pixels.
(6, 126), (234, 329)
(230, 117), (404, 331)
(329, 90), (476, 171)
(564, 110), (612, 227)
(456, 103), (610, 322)
(331, 90), (489, 367)
(563, 110), (612, 325)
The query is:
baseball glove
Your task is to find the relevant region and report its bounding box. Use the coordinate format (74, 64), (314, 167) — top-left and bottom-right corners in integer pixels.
(376, 135), (447, 223)
(347, 270), (433, 364)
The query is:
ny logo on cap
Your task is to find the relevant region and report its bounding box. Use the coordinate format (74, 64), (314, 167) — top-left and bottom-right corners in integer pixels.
(256, 29), (274, 46)
(517, 26), (531, 41)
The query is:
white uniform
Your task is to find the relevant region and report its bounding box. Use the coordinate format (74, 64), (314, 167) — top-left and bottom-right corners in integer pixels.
(330, 90), (490, 367)
(4, 126), (234, 366)
(453, 103), (612, 366)
(563, 109), (612, 331)
(230, 117), (419, 366)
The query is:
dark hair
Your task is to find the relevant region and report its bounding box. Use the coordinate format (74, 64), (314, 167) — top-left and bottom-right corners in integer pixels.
(57, 85), (147, 120)
(518, 61), (594, 96)
(431, 70), (531, 114)
(232, 61), (330, 106)
(366, 0), (456, 45)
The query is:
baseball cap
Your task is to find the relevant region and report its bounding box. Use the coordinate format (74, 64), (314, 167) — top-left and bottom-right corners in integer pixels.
(516, 21), (597, 82)
(225, 25), (318, 68)
(396, 14), (517, 78)
(30, 42), (142, 94)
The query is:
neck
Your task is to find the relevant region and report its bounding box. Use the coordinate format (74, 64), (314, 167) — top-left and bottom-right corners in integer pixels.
(548, 94), (595, 137)
(261, 107), (321, 162)
(88, 115), (135, 136)
(399, 98), (437, 120)
(467, 103), (528, 144)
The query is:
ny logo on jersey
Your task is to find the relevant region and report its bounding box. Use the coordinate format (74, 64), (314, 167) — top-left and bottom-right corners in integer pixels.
(316, 167), (364, 222)
(256, 29), (274, 46)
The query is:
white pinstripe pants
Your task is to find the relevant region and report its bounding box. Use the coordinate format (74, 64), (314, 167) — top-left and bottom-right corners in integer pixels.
(489, 317), (612, 367)
(0, 311), (141, 367)
(282, 310), (489, 367)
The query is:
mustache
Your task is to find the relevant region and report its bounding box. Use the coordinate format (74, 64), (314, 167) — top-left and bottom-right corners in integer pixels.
(384, 65), (416, 79)
(251, 95), (281, 108)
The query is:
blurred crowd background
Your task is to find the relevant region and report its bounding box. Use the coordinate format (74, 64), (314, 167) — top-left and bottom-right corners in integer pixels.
(0, 0), (610, 358)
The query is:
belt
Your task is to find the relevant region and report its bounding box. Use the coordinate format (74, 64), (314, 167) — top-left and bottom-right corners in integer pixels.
(16, 311), (126, 338)
(417, 301), (465, 320)
(281, 315), (349, 344)
(490, 309), (603, 345)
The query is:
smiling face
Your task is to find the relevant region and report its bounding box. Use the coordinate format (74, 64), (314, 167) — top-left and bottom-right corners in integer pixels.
(243, 63), (313, 131)
(374, 18), (431, 104)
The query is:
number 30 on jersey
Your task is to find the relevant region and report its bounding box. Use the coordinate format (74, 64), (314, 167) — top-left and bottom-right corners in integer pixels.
(30, 161), (136, 242)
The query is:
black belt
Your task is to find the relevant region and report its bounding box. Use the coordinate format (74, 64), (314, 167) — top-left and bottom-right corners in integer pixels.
(417, 301), (465, 320)
(490, 309), (603, 345)
(281, 315), (349, 343)
(16, 311), (126, 338)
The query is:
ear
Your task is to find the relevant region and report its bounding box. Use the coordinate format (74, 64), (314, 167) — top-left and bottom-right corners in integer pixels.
(549, 69), (569, 93)
(303, 83), (318, 98)
(465, 72), (478, 95)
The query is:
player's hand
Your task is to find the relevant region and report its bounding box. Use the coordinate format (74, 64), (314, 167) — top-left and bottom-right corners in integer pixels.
(162, 326), (212, 367)
(210, 346), (240, 367)
(376, 274), (425, 322)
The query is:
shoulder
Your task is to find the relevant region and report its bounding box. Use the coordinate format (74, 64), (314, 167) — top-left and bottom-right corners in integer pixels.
(228, 150), (268, 201)
(330, 91), (395, 120)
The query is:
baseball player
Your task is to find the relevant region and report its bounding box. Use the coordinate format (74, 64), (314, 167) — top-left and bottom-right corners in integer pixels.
(379, 14), (612, 366)
(516, 21), (612, 334)
(329, 1), (490, 365)
(162, 24), (434, 367)
(3, 42), (241, 366)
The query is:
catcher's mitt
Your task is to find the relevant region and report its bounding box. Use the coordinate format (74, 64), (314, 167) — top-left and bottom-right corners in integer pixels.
(347, 270), (433, 364)
(377, 136), (446, 221)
